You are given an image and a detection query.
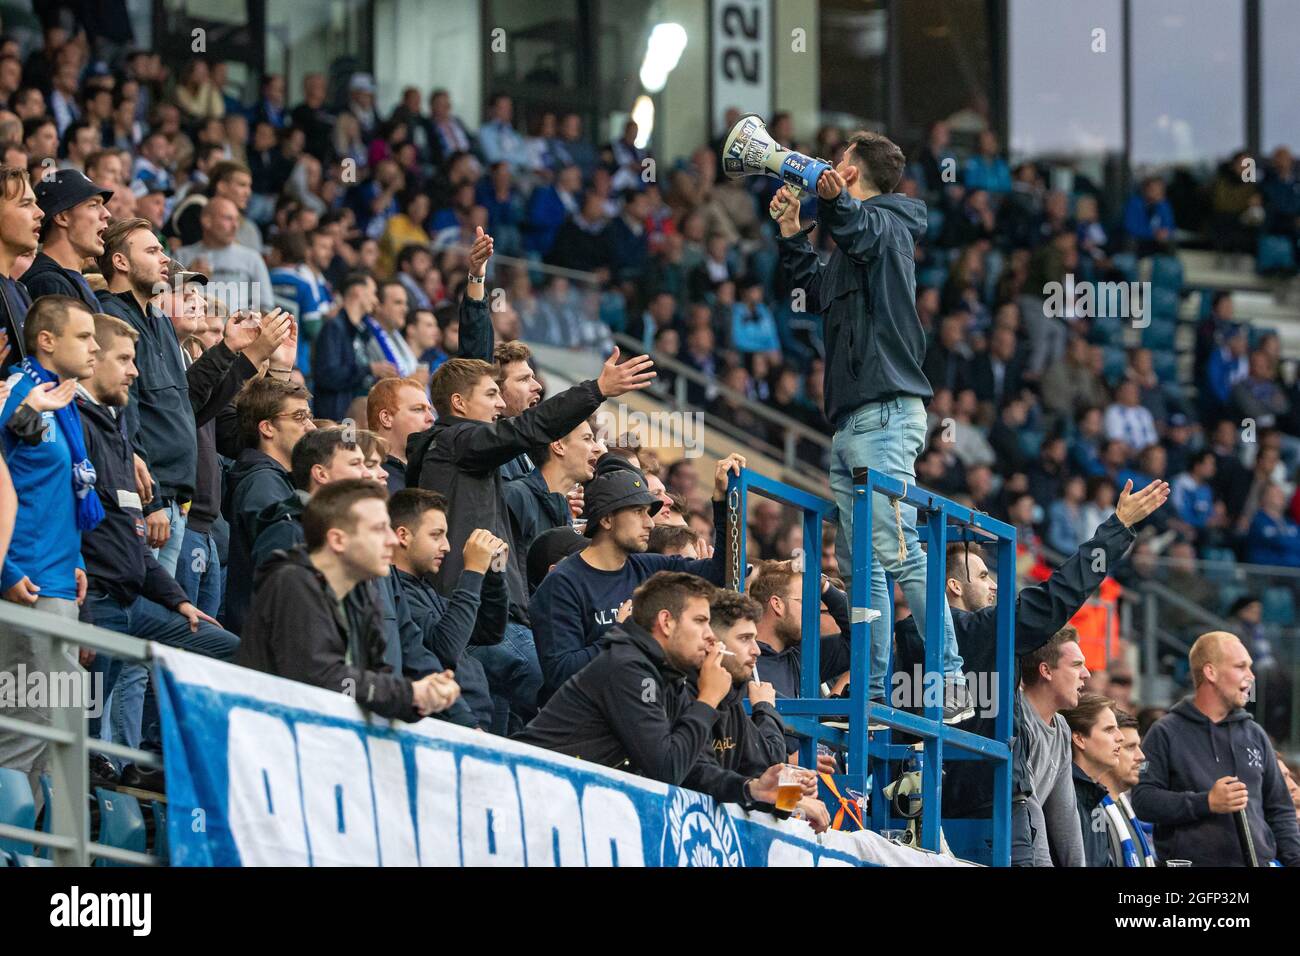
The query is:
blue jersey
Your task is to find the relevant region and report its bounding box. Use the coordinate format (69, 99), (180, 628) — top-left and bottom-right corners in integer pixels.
(0, 373), (84, 598)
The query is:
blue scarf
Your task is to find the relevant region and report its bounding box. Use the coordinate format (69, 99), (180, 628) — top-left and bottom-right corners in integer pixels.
(362, 316), (412, 377)
(21, 356), (104, 531)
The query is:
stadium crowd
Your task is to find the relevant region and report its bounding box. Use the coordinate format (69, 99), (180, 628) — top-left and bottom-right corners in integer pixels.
(0, 19), (1297, 866)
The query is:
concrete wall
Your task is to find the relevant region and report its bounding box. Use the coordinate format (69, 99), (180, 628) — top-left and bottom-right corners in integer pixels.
(372, 0), (483, 127)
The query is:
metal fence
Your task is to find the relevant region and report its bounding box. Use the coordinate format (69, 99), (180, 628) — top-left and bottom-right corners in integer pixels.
(0, 602), (162, 866)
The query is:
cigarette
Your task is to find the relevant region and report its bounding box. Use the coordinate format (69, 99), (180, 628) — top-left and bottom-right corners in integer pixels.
(716, 646), (735, 657)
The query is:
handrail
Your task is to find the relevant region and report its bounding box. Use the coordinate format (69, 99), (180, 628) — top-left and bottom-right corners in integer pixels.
(0, 601), (163, 866)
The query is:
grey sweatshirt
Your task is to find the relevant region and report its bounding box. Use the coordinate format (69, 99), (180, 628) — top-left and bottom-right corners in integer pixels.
(1019, 688), (1085, 866)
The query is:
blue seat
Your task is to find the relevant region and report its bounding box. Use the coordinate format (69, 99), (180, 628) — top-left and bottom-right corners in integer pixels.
(1141, 320), (1176, 351)
(94, 788), (146, 866)
(1102, 346), (1127, 385)
(152, 800), (169, 860)
(15, 853), (52, 866)
(1218, 584), (1249, 616)
(1152, 351), (1178, 381)
(1149, 286), (1180, 321)
(1202, 547), (1236, 567)
(1257, 235), (1296, 275)
(1111, 252), (1139, 284)
(1150, 254), (1184, 291)
(1091, 316), (1125, 347)
(1261, 587), (1296, 627)
(0, 767), (36, 857)
(926, 206), (946, 242)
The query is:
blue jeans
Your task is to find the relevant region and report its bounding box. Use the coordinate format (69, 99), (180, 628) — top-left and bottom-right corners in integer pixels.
(469, 621), (542, 736)
(172, 527), (223, 620)
(829, 396), (964, 700)
(83, 591), (238, 752)
(152, 500), (188, 577)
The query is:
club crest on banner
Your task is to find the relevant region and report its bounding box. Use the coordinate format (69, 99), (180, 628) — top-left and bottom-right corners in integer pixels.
(661, 788), (743, 867)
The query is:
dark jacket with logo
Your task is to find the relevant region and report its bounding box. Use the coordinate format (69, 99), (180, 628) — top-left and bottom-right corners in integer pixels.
(776, 192), (931, 425)
(20, 252), (100, 312)
(513, 622), (754, 804)
(222, 448), (294, 634)
(1131, 696), (1300, 866)
(692, 677), (787, 777)
(413, 379), (604, 620)
(75, 389), (189, 610)
(238, 546), (419, 721)
(1067, 763), (1115, 868)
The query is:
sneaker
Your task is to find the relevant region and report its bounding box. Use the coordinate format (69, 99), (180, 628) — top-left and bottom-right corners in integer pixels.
(942, 681), (975, 724)
(88, 753), (119, 787)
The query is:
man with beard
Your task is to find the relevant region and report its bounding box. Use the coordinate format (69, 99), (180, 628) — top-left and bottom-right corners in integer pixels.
(22, 169), (112, 310)
(702, 590), (832, 831)
(493, 340), (543, 480)
(516, 571), (799, 807)
(530, 454), (739, 703)
(1132, 632), (1300, 866)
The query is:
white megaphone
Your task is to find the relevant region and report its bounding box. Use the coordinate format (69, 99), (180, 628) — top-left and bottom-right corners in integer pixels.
(721, 114), (834, 220)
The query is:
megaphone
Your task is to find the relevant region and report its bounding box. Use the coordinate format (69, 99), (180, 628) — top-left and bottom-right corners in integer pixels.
(721, 114), (833, 220)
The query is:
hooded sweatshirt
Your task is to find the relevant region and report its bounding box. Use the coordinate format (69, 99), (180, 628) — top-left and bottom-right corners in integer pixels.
(237, 546), (420, 722)
(19, 251), (100, 312)
(1130, 696), (1300, 866)
(776, 191), (931, 426)
(222, 448), (294, 634)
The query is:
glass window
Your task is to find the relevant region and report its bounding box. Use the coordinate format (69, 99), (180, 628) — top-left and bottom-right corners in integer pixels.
(1008, 0), (1122, 157)
(1131, 0), (1244, 167)
(1261, 0), (1300, 154)
(895, 0), (993, 150)
(484, 0), (587, 130)
(265, 0), (373, 107)
(818, 0), (887, 131)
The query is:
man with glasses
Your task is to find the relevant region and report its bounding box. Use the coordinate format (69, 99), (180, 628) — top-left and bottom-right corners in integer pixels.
(222, 376), (315, 634)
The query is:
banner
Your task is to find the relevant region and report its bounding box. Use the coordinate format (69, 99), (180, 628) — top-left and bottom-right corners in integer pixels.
(153, 646), (885, 867)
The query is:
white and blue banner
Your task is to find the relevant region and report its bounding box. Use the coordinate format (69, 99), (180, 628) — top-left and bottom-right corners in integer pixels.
(152, 646), (933, 867)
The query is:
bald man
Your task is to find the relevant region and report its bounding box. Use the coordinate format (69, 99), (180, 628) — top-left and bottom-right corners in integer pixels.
(175, 195), (272, 312)
(1131, 631), (1300, 866)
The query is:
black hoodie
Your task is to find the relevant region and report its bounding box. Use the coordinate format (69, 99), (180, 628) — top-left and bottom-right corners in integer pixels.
(223, 448), (294, 634)
(20, 252), (100, 313)
(237, 546), (420, 722)
(513, 622), (755, 804)
(776, 192), (931, 426)
(1131, 696), (1300, 866)
(75, 388), (189, 611)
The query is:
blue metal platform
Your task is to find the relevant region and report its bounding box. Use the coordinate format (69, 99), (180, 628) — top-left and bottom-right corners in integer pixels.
(727, 466), (1015, 866)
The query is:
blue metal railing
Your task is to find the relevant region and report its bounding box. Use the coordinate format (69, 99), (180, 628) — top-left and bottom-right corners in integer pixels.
(728, 466), (1015, 866)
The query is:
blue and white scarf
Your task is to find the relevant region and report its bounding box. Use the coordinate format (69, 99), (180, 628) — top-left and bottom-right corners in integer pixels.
(21, 356), (104, 531)
(362, 316), (413, 377)
(1103, 793), (1157, 867)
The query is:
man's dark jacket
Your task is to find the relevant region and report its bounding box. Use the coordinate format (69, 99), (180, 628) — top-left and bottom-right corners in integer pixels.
(513, 622), (756, 804)
(20, 252), (100, 312)
(776, 192), (932, 425)
(413, 379), (604, 620)
(98, 288), (240, 508)
(897, 513), (1138, 817)
(222, 448), (294, 634)
(689, 676), (788, 777)
(395, 565), (505, 729)
(75, 389), (189, 611)
(503, 465), (570, 559)
(237, 546), (420, 722)
(1131, 696), (1300, 866)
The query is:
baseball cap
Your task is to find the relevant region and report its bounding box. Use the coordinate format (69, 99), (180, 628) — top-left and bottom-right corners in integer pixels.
(34, 168), (113, 220)
(527, 526), (588, 593)
(167, 257), (209, 287)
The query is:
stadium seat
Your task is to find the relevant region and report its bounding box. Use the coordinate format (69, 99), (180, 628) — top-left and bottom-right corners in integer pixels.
(1148, 286), (1180, 322)
(1150, 255), (1184, 291)
(0, 849), (10, 866)
(1140, 320), (1176, 351)
(1152, 352), (1178, 383)
(1111, 252), (1139, 284)
(94, 788), (146, 866)
(1090, 315), (1125, 347)
(0, 767), (36, 857)
(1218, 584), (1249, 616)
(1256, 235), (1296, 275)
(1261, 587), (1296, 627)
(15, 853), (52, 866)
(1202, 547), (1237, 567)
(926, 206), (946, 242)
(1101, 346), (1126, 385)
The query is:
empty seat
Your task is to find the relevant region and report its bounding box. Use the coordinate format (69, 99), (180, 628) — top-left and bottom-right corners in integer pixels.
(1140, 320), (1176, 351)
(1150, 255), (1184, 291)
(94, 788), (146, 866)
(0, 767), (36, 857)
(1261, 587), (1296, 627)
(152, 800), (169, 860)
(15, 853), (52, 867)
(1148, 287), (1180, 321)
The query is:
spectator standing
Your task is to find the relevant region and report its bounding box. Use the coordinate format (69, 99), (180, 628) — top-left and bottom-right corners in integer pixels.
(0, 166), (40, 356)
(367, 376), (434, 493)
(1060, 693), (1123, 867)
(22, 169), (112, 312)
(1098, 709), (1158, 866)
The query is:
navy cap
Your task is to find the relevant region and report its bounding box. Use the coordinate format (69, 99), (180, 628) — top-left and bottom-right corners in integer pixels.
(34, 168), (113, 220)
(581, 464), (662, 533)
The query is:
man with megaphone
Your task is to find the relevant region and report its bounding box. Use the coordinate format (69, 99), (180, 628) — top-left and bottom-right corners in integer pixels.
(768, 129), (971, 723)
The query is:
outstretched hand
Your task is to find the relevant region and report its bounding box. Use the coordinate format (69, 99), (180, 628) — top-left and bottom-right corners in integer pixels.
(595, 347), (656, 397)
(1115, 479), (1170, 529)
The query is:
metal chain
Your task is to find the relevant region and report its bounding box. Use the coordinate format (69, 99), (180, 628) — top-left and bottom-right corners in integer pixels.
(727, 487), (742, 590)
